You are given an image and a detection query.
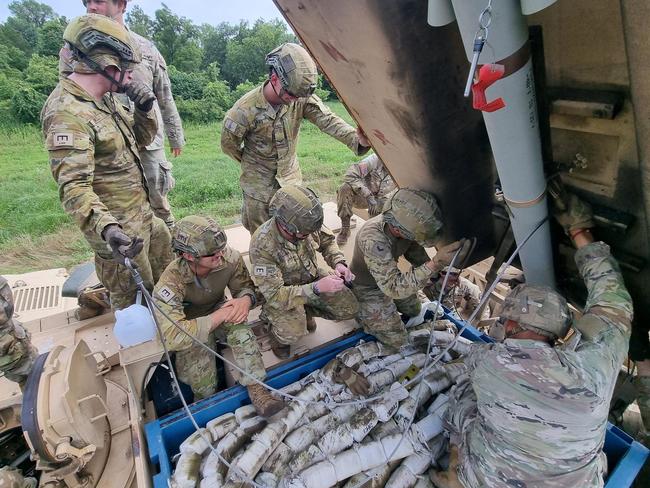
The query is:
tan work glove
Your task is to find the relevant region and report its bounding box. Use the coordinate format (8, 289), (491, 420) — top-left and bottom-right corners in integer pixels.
(429, 239), (473, 274)
(548, 179), (594, 235)
(335, 363), (371, 396)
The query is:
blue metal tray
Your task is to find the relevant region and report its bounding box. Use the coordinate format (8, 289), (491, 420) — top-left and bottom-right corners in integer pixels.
(145, 315), (648, 487)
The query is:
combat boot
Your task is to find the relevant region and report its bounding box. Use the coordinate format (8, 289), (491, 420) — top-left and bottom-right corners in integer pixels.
(337, 218), (351, 246)
(269, 333), (291, 359)
(247, 383), (285, 417)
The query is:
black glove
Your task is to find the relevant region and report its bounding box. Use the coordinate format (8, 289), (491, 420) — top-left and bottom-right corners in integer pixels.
(125, 81), (156, 112)
(102, 224), (144, 265)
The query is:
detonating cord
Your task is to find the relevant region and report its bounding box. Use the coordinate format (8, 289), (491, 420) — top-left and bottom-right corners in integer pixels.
(125, 259), (265, 488)
(128, 217), (547, 485)
(347, 215), (550, 488)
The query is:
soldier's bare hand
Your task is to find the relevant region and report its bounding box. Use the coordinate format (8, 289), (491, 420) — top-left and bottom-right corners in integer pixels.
(209, 306), (231, 331)
(222, 296), (252, 324)
(171, 147), (182, 157)
(315, 275), (345, 294)
(334, 263), (355, 283)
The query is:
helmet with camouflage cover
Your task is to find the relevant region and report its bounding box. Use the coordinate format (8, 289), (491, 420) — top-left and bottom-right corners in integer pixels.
(499, 284), (571, 339)
(266, 43), (318, 98)
(64, 14), (140, 74)
(383, 188), (443, 247)
(172, 216), (227, 258)
(269, 185), (324, 236)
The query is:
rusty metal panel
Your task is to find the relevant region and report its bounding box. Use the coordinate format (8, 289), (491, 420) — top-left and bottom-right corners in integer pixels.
(274, 0), (496, 259)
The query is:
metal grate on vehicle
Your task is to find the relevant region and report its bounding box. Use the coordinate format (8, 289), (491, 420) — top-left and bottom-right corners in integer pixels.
(13, 285), (61, 313)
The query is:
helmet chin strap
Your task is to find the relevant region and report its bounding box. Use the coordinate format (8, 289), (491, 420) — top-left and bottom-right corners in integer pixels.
(73, 48), (128, 92)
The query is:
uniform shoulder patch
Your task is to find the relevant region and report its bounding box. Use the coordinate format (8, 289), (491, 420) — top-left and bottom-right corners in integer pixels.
(156, 286), (176, 303)
(52, 132), (75, 148)
(253, 264), (276, 277)
(224, 117), (245, 136)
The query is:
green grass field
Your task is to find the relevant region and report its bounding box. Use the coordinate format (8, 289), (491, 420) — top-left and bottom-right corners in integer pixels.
(0, 101), (363, 274)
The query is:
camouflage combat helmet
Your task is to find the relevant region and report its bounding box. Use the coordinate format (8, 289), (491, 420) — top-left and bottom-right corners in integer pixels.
(383, 188), (443, 247)
(269, 185), (324, 236)
(64, 14), (140, 73)
(499, 284), (571, 339)
(266, 43), (318, 98)
(172, 216), (227, 258)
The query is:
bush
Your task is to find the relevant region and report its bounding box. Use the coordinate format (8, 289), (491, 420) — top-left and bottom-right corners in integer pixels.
(231, 79), (258, 103)
(176, 97), (224, 124)
(168, 66), (206, 100)
(10, 85), (46, 124)
(24, 54), (58, 95)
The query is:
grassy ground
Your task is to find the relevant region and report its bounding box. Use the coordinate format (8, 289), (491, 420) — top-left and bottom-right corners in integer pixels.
(0, 101), (363, 274)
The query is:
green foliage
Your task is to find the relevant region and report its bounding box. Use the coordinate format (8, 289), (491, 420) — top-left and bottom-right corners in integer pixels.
(172, 41), (203, 72)
(231, 79), (260, 103)
(152, 4), (199, 68)
(168, 66), (206, 100)
(0, 44), (28, 72)
(25, 54), (59, 95)
(10, 84), (46, 124)
(222, 19), (295, 88)
(37, 17), (67, 57)
(9, 0), (55, 27)
(126, 5), (154, 38)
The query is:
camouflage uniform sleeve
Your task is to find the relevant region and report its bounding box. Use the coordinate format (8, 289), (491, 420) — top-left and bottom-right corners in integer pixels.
(150, 47), (185, 148)
(362, 237), (434, 299)
(317, 226), (347, 269)
(249, 245), (311, 309)
(303, 94), (370, 156)
(343, 162), (373, 199)
(154, 268), (205, 351)
(574, 241), (633, 340)
(226, 249), (258, 305)
(44, 112), (120, 238)
(132, 101), (159, 148)
(221, 105), (248, 163)
(404, 241), (431, 267)
(0, 277), (36, 383)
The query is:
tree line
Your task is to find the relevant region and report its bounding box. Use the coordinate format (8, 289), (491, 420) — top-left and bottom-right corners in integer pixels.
(0, 0), (332, 127)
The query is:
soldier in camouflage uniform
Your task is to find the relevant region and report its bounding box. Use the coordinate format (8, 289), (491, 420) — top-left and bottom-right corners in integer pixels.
(423, 266), (490, 322)
(60, 0), (185, 227)
(336, 153), (397, 245)
(0, 276), (38, 386)
(249, 186), (359, 358)
(154, 216), (283, 416)
(431, 191), (634, 488)
(42, 14), (173, 310)
(221, 43), (371, 234)
(349, 188), (471, 349)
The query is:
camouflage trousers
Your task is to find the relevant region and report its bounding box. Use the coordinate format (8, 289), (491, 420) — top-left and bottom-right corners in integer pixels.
(0, 320), (38, 385)
(264, 285), (359, 345)
(353, 285), (421, 349)
(141, 147), (176, 226)
(337, 183), (371, 222)
(242, 192), (278, 234)
(95, 216), (173, 310)
(176, 320), (266, 400)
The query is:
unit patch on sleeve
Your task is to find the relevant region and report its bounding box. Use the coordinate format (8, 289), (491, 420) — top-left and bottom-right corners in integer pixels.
(157, 286), (176, 303)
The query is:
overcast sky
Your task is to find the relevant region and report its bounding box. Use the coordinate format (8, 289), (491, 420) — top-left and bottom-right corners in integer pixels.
(0, 0), (287, 26)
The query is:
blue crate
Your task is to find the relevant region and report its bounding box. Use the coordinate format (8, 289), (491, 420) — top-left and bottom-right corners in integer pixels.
(145, 316), (649, 487)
